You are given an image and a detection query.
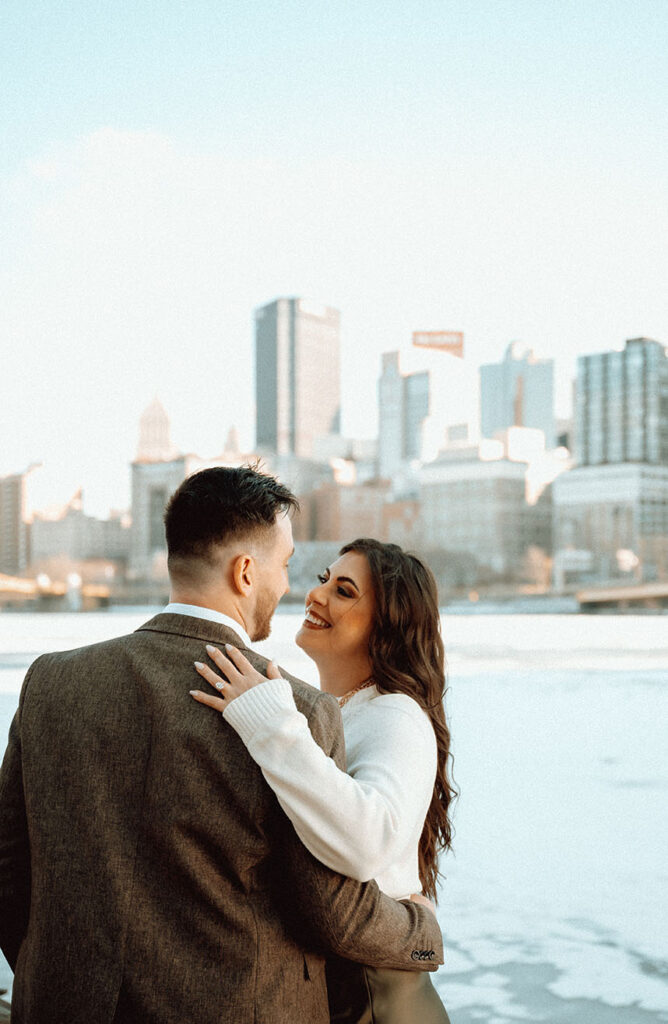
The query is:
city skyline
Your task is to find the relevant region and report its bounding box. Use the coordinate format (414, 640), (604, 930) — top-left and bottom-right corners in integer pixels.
(2, 1), (667, 516)
(3, 337), (667, 595)
(5, 322), (666, 521)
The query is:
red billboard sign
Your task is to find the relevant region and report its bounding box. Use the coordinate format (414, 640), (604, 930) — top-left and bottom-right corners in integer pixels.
(412, 331), (464, 357)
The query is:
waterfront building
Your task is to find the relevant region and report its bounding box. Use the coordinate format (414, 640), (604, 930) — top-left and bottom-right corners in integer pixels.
(294, 474), (421, 551)
(298, 479), (391, 543)
(129, 399), (259, 580)
(419, 445), (552, 582)
(0, 472), (29, 576)
(552, 463), (668, 587)
(480, 342), (556, 447)
(551, 338), (668, 588)
(30, 499), (130, 566)
(129, 456), (190, 580)
(382, 498), (421, 549)
(255, 297), (341, 458)
(311, 436), (378, 484)
(575, 337), (668, 466)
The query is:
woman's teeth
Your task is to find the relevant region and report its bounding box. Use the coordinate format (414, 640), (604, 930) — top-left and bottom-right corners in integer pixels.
(305, 611), (331, 628)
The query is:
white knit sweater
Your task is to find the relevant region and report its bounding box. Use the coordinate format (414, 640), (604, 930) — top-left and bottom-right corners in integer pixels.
(223, 679), (437, 899)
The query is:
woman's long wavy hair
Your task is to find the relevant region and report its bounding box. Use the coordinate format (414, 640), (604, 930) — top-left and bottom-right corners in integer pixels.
(339, 538), (457, 902)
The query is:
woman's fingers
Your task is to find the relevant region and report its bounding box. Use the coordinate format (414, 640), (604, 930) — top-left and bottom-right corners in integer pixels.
(266, 661), (281, 679)
(194, 661), (228, 691)
(205, 644), (242, 681)
(220, 644), (254, 673)
(190, 690), (226, 712)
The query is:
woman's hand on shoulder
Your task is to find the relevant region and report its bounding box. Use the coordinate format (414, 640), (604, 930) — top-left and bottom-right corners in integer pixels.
(409, 892), (438, 917)
(190, 644), (281, 712)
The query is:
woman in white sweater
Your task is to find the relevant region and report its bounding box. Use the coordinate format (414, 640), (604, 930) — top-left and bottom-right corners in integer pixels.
(191, 538), (455, 1023)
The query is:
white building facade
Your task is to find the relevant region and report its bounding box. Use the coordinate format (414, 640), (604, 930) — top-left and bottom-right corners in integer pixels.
(552, 463), (668, 586)
(419, 448), (552, 581)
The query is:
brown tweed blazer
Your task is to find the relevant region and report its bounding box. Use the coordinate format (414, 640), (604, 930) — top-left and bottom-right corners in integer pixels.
(0, 613), (443, 1024)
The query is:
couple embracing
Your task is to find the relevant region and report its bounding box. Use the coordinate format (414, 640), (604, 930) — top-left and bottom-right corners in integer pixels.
(0, 464), (455, 1023)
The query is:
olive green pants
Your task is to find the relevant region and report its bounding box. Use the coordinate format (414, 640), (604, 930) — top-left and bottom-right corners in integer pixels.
(327, 959), (450, 1024)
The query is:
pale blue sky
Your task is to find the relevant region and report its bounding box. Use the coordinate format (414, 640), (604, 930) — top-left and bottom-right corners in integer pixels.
(2, 1), (667, 515)
(3, 1), (667, 167)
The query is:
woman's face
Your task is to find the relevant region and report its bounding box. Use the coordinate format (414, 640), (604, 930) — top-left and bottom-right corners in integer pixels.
(295, 551), (376, 663)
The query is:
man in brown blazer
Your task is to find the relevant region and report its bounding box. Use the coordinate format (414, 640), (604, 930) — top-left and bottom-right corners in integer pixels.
(0, 465), (443, 1024)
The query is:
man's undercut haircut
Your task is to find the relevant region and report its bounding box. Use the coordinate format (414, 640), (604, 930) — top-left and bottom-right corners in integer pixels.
(164, 465), (299, 572)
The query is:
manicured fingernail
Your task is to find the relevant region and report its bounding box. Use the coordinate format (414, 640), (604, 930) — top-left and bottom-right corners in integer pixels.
(189, 690), (199, 695)
(225, 643), (233, 649)
(194, 661), (205, 669)
(206, 644), (217, 653)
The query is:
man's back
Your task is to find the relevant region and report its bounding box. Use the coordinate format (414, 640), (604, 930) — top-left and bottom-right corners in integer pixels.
(1, 612), (443, 1024)
(8, 614), (333, 1024)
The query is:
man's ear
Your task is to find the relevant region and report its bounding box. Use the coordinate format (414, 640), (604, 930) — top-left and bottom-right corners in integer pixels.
(231, 553), (254, 596)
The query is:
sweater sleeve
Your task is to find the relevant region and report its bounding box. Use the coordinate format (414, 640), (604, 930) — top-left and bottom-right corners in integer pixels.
(223, 678), (437, 881)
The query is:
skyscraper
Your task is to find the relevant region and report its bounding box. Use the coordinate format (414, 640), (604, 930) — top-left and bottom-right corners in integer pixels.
(255, 298), (341, 459)
(575, 337), (668, 466)
(0, 472), (29, 576)
(480, 342), (556, 447)
(378, 352), (429, 479)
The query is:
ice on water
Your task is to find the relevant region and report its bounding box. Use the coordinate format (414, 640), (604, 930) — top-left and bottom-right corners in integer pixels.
(1, 610), (666, 1022)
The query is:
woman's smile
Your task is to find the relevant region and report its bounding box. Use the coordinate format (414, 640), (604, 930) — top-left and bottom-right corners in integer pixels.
(303, 608), (332, 630)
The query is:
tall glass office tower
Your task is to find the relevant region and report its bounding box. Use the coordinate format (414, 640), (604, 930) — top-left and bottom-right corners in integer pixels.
(255, 298), (341, 458)
(575, 337), (668, 466)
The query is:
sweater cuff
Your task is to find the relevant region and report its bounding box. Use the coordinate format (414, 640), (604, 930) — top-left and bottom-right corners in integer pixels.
(223, 677), (295, 746)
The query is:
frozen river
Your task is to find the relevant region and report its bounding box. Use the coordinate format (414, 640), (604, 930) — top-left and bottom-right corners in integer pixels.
(1, 608), (666, 1022)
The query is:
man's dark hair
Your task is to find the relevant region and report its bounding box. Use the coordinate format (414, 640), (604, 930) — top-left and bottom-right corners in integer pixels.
(164, 465), (299, 572)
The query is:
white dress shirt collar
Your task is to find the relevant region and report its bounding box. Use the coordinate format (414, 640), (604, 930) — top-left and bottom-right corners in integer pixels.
(162, 602), (253, 649)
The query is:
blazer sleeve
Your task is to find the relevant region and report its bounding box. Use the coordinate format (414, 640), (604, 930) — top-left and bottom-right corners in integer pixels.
(274, 691), (443, 971)
(224, 678), (436, 881)
(0, 663), (36, 969)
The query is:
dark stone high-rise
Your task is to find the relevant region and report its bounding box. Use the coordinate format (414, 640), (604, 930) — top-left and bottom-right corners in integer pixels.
(254, 298), (341, 458)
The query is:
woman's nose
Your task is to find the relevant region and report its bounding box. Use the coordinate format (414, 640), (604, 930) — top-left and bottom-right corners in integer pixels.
(306, 582), (327, 607)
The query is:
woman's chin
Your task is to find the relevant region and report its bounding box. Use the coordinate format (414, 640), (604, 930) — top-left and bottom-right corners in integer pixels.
(295, 625), (319, 655)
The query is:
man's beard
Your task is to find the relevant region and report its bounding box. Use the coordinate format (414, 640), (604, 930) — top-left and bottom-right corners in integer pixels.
(251, 587), (278, 643)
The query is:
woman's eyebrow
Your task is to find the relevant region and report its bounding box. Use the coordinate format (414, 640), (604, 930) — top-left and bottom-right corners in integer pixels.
(336, 575), (359, 592)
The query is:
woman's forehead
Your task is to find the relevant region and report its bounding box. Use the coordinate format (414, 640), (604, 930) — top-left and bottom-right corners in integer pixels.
(329, 550), (372, 585)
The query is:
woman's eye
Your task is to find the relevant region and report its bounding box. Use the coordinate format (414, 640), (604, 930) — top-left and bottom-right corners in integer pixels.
(338, 587), (352, 598)
(316, 573), (327, 584)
